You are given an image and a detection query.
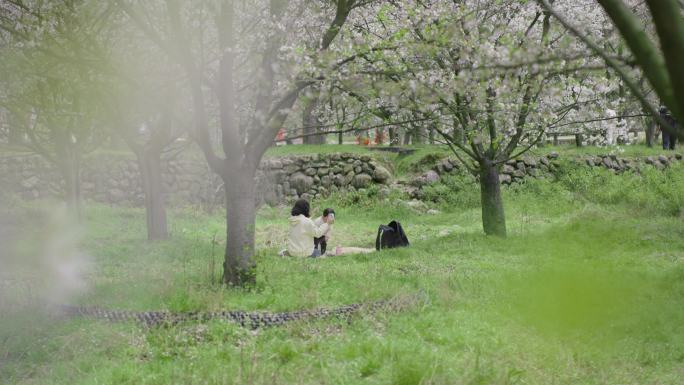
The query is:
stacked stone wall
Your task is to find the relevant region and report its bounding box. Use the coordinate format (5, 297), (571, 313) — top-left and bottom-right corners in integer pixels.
(0, 152), (391, 207)
(2, 150), (683, 207)
(406, 151), (684, 198)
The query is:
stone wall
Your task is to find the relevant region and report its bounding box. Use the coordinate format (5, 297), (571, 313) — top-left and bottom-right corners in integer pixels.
(406, 153), (563, 191)
(407, 151), (684, 199)
(583, 153), (683, 171)
(2, 150), (682, 207)
(0, 152), (391, 207)
(257, 153), (391, 205)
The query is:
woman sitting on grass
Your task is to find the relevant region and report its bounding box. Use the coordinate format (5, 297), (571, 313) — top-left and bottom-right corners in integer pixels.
(282, 199), (334, 258)
(281, 199), (375, 257)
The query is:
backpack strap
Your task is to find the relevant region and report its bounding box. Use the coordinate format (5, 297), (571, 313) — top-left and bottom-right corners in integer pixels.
(375, 226), (384, 251)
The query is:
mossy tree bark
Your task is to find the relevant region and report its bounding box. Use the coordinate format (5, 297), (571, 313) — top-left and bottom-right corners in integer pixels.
(479, 158), (506, 237)
(223, 170), (257, 286)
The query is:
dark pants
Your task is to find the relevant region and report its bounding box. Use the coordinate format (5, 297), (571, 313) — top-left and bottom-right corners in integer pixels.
(314, 236), (327, 255)
(663, 131), (677, 150)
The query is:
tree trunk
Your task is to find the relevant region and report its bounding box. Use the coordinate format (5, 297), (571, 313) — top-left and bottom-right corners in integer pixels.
(388, 127), (399, 145)
(338, 130), (343, 145)
(223, 171), (257, 286)
(645, 119), (656, 147)
(302, 91), (325, 145)
(62, 157), (82, 220)
(479, 159), (506, 237)
(137, 148), (168, 240)
(414, 125), (425, 144)
(575, 133), (584, 147)
(553, 134), (559, 146)
(375, 128), (384, 145)
(55, 137), (82, 220)
(403, 129), (411, 145)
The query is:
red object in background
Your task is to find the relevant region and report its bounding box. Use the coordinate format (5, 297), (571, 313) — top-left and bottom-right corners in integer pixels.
(276, 129), (286, 142)
(355, 135), (371, 146)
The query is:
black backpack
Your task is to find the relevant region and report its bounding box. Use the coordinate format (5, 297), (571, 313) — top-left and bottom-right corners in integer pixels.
(375, 221), (410, 251)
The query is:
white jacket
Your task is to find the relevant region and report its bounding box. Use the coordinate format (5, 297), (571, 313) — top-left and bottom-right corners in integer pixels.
(314, 216), (332, 238)
(287, 215), (330, 257)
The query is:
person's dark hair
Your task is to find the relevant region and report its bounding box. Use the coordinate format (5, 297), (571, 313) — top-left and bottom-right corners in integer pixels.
(323, 208), (335, 217)
(291, 199), (310, 217)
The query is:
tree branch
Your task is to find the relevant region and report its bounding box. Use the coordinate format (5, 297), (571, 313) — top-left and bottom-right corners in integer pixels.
(537, 0), (680, 139)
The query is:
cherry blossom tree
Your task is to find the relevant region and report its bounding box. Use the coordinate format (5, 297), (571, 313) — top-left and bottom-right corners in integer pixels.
(539, 0), (684, 139)
(334, 1), (567, 235)
(117, 0), (373, 286)
(321, 0), (648, 235)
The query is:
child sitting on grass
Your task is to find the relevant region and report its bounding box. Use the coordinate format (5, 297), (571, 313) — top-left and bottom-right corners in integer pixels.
(313, 208), (335, 255)
(313, 208), (375, 256)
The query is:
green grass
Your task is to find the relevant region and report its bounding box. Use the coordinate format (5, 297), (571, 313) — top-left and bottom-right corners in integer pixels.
(533, 143), (683, 158)
(2, 162), (684, 384)
(265, 144), (379, 157)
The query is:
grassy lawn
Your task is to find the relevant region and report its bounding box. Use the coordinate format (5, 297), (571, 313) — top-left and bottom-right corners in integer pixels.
(2, 162), (684, 384)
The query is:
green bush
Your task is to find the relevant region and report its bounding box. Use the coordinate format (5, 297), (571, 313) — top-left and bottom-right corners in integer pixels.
(419, 160), (684, 217)
(555, 161), (684, 216)
(421, 173), (480, 209)
(325, 185), (384, 208)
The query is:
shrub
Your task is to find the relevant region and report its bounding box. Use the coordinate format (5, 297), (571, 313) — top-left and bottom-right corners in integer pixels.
(555, 161), (684, 216)
(421, 173), (480, 209)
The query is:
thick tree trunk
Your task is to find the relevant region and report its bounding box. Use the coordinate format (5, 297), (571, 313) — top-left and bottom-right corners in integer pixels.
(553, 134), (559, 146)
(575, 133), (584, 147)
(338, 131), (343, 145)
(479, 159), (506, 237)
(223, 171), (257, 286)
(137, 149), (168, 240)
